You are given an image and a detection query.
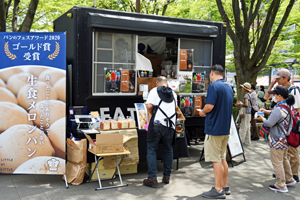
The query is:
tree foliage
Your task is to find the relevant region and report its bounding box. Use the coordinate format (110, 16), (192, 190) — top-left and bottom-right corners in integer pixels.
(1, 0), (178, 32)
(0, 0), (39, 32)
(96, 0), (176, 15)
(215, 0), (296, 100)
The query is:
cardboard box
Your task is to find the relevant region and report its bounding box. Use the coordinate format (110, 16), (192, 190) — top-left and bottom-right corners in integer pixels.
(103, 129), (139, 169)
(85, 133), (124, 154)
(86, 162), (116, 180)
(116, 164), (138, 175)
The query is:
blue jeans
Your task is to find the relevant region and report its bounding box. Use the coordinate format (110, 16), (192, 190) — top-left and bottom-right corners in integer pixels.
(147, 124), (174, 179)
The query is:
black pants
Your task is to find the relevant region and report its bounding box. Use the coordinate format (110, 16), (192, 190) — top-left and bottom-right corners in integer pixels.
(251, 117), (259, 139)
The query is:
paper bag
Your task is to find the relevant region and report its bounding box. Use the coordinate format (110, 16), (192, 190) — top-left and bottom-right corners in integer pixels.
(64, 162), (86, 185)
(66, 138), (87, 166)
(62, 138), (87, 185)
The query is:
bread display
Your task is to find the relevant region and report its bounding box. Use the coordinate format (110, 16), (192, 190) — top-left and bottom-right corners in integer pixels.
(100, 120), (110, 130)
(0, 124), (55, 173)
(13, 156), (65, 174)
(47, 117), (66, 159)
(17, 81), (57, 109)
(0, 102), (33, 133)
(0, 87), (18, 104)
(111, 120), (118, 129)
(128, 119), (136, 128)
(118, 120), (128, 129)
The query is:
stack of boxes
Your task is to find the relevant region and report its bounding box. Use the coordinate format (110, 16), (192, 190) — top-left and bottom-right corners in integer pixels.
(85, 129), (139, 180)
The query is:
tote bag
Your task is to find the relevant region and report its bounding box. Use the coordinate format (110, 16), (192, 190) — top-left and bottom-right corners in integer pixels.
(239, 107), (246, 118)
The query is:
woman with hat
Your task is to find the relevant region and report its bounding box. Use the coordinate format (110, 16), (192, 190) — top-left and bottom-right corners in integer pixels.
(235, 82), (252, 145)
(256, 86), (296, 193)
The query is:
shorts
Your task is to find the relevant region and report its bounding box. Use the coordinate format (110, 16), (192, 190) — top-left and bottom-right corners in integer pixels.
(204, 134), (229, 162)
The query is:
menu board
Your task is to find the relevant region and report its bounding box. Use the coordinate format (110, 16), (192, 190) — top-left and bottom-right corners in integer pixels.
(179, 49), (193, 71)
(228, 115), (244, 157)
(134, 103), (148, 129)
(193, 96), (203, 116)
(120, 70), (135, 93)
(104, 68), (121, 93)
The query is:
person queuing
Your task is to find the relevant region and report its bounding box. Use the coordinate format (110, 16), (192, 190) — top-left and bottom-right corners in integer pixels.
(199, 64), (233, 199)
(264, 69), (300, 182)
(235, 82), (252, 145)
(143, 76), (177, 187)
(250, 83), (259, 140)
(256, 86), (297, 193)
(257, 85), (265, 108)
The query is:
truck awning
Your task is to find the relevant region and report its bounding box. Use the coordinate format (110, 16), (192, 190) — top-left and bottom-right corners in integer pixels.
(88, 13), (218, 38)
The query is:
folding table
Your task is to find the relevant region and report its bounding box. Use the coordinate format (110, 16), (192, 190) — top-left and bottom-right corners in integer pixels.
(87, 149), (130, 190)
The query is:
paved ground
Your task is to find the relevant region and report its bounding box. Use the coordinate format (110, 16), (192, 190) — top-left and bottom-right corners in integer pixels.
(1, 139), (300, 200)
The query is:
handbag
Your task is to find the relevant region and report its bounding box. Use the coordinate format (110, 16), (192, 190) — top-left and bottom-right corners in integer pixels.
(260, 124), (269, 142)
(239, 107), (246, 118)
(248, 94), (257, 117)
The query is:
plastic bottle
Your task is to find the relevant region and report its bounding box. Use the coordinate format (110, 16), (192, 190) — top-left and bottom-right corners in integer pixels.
(149, 71), (153, 78)
(193, 75), (197, 82)
(144, 71), (147, 77)
(181, 99), (185, 107)
(141, 71), (144, 77)
(111, 71), (117, 83)
(197, 74), (201, 83)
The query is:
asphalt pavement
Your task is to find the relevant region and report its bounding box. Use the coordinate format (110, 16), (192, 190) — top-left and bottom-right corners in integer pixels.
(0, 139), (299, 200)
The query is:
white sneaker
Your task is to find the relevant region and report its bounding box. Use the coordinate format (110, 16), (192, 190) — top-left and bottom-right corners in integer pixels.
(269, 185), (288, 193)
(286, 180), (297, 186)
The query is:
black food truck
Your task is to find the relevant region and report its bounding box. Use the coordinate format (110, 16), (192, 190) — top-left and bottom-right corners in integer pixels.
(54, 6), (226, 162)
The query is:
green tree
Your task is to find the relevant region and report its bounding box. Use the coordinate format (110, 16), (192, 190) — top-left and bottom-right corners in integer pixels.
(0, 0), (39, 32)
(97, 0), (176, 15)
(215, 0), (296, 100)
(35, 0), (176, 32)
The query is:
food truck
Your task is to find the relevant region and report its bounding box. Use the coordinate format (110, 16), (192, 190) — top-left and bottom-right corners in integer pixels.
(53, 6), (226, 147)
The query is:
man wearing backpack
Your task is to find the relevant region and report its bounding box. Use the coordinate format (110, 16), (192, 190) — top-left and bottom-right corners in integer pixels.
(143, 76), (177, 187)
(264, 68), (300, 182)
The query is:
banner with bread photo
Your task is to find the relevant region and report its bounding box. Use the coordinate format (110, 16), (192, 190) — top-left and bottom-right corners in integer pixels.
(0, 32), (66, 175)
(134, 103), (148, 130)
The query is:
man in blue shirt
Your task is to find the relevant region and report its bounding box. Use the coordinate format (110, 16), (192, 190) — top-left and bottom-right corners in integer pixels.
(199, 64), (233, 199)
